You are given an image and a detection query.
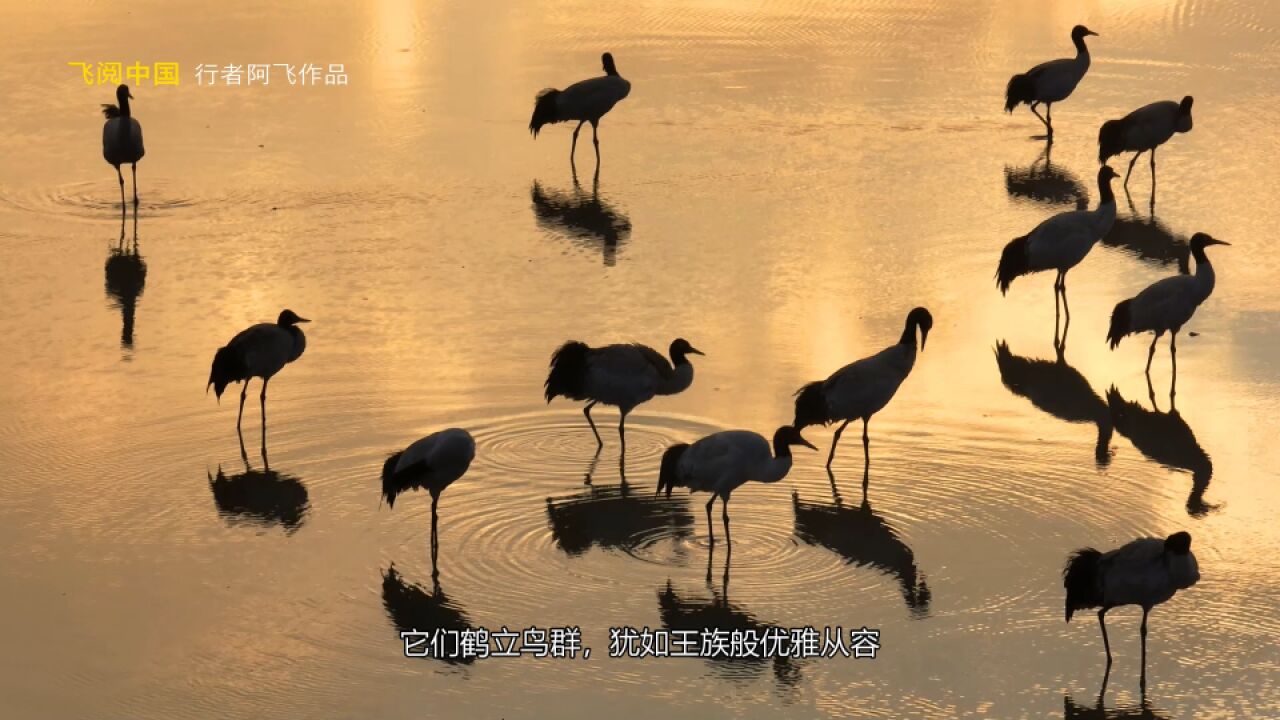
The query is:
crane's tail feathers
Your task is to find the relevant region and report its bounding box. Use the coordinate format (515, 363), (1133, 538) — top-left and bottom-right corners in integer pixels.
(380, 451), (431, 510)
(1004, 73), (1035, 113)
(1098, 119), (1126, 164)
(1063, 548), (1104, 621)
(544, 340), (591, 402)
(101, 104), (121, 119)
(1107, 299), (1133, 349)
(207, 345), (245, 401)
(995, 235), (1030, 295)
(792, 381), (830, 429)
(529, 88), (562, 137)
(656, 444), (689, 499)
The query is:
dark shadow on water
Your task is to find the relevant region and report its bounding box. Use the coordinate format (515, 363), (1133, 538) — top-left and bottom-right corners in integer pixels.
(656, 578), (801, 689)
(381, 564), (473, 666)
(792, 490), (931, 618)
(104, 210), (146, 350)
(546, 458), (694, 556)
(531, 170), (631, 266)
(207, 446), (309, 533)
(995, 340), (1114, 467)
(1004, 143), (1089, 208)
(1064, 693), (1169, 719)
(1102, 192), (1191, 274)
(1107, 386), (1217, 517)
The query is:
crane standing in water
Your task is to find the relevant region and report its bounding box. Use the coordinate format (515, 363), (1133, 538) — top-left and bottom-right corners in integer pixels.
(207, 310), (310, 435)
(101, 84), (145, 209)
(530, 53), (632, 169)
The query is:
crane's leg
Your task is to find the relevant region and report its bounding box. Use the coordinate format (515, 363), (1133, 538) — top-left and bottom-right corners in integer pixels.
(1139, 605), (1151, 692)
(590, 119), (600, 166)
(1125, 151), (1142, 189)
(237, 381), (249, 431)
(862, 419), (871, 486)
(1146, 334), (1159, 375)
(260, 377), (269, 427)
(582, 401), (603, 450)
(1098, 608), (1113, 667)
(570, 121), (584, 167)
(721, 495), (731, 550)
(131, 163), (139, 207)
(1149, 147), (1157, 194)
(705, 496), (717, 546)
(1060, 273), (1071, 325)
(116, 166), (126, 208)
(1029, 102), (1048, 135)
(617, 409), (628, 457)
(1045, 103), (1053, 143)
(827, 419), (851, 469)
(430, 493), (440, 579)
(1170, 331), (1178, 405)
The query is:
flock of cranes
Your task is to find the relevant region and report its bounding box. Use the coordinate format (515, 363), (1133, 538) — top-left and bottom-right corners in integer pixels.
(99, 27), (1224, 695)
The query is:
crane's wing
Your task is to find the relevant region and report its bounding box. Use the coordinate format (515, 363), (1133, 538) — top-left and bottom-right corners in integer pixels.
(225, 323), (294, 377)
(681, 431), (766, 490)
(1128, 275), (1198, 332)
(1025, 210), (1095, 269)
(822, 345), (912, 419)
(558, 76), (630, 117)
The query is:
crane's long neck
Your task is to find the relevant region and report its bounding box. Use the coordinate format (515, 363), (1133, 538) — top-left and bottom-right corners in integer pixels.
(119, 94), (132, 117)
(658, 352), (695, 395)
(897, 319), (922, 351)
(764, 436), (796, 483)
(1073, 35), (1092, 66)
(1091, 177), (1117, 236)
(1191, 246), (1216, 301)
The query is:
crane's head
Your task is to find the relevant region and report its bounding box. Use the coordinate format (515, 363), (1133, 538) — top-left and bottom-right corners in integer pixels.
(602, 52), (619, 77)
(670, 338), (704, 362)
(1071, 25), (1098, 41)
(1164, 531), (1200, 589)
(655, 443), (689, 498)
(277, 309), (311, 326)
(1177, 96), (1194, 133)
(773, 425), (817, 451)
(906, 307), (933, 350)
(116, 84), (133, 103)
(1189, 233), (1230, 253)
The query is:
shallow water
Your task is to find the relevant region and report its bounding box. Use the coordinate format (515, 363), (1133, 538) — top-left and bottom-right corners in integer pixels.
(2, 0), (1279, 717)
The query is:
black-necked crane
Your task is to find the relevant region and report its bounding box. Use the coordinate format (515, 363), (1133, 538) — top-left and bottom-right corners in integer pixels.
(382, 428), (476, 576)
(529, 52), (631, 168)
(1099, 97), (1194, 190)
(207, 309), (310, 434)
(997, 166), (1120, 322)
(1064, 531), (1200, 688)
(793, 308), (933, 478)
(544, 338), (703, 453)
(1107, 233), (1227, 376)
(1005, 25), (1098, 142)
(102, 84), (145, 208)
(657, 426), (816, 547)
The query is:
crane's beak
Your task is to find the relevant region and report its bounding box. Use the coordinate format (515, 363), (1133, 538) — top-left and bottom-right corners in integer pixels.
(797, 433), (818, 451)
(1086, 30), (1099, 36)
(296, 316), (311, 323)
(1205, 239), (1231, 247)
(128, 90), (134, 99)
(921, 329), (930, 351)
(688, 346), (704, 356)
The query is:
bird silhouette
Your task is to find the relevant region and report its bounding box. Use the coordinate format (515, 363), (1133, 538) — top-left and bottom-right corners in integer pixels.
(530, 52), (631, 170)
(1005, 25), (1098, 142)
(101, 84), (145, 208)
(381, 429), (476, 578)
(1064, 531), (1200, 691)
(207, 309), (310, 443)
(1099, 97), (1194, 192)
(793, 307), (933, 483)
(544, 338), (703, 455)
